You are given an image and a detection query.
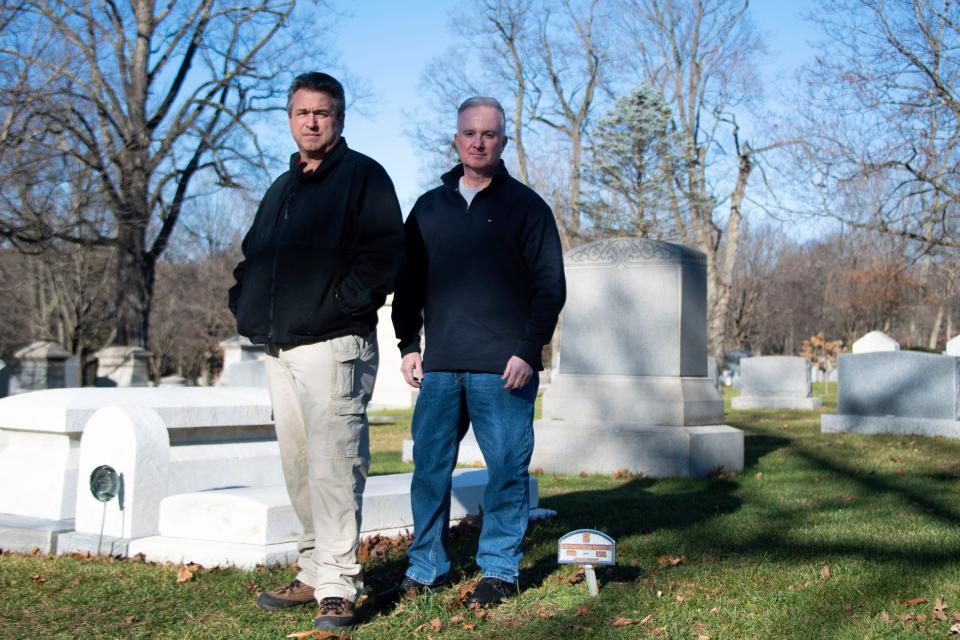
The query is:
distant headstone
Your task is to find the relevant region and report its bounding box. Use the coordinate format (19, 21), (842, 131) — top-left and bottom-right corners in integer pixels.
(371, 295), (416, 409)
(945, 335), (960, 356)
(64, 356), (80, 388)
(0, 360), (9, 398)
(14, 341), (72, 391)
(219, 359), (268, 388)
(218, 336), (264, 385)
(707, 356), (720, 390)
(731, 356), (821, 410)
(851, 331), (900, 354)
(822, 351), (960, 437)
(159, 375), (188, 387)
(95, 346), (152, 387)
(531, 238), (743, 477)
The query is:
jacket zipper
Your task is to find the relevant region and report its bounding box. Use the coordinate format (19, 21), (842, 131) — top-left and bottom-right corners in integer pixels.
(268, 179), (297, 341)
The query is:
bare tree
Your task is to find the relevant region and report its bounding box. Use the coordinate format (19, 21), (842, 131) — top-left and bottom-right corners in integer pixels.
(617, 0), (778, 358)
(792, 0), (960, 250)
(0, 0), (330, 348)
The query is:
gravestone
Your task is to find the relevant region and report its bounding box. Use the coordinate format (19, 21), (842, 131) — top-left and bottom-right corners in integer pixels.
(14, 341), (72, 391)
(96, 346), (152, 387)
(821, 351), (960, 437)
(945, 335), (960, 356)
(159, 375), (188, 386)
(371, 295), (417, 409)
(218, 336), (264, 386)
(531, 238), (743, 477)
(218, 360), (268, 388)
(0, 360), (9, 398)
(731, 356), (821, 410)
(852, 331), (899, 354)
(707, 356), (720, 390)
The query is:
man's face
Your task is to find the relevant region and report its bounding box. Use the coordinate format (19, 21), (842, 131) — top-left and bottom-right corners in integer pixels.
(288, 89), (344, 161)
(454, 106), (507, 174)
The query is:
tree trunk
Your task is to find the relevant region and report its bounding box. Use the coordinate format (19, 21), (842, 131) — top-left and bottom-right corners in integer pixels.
(929, 304), (944, 350)
(114, 217), (154, 347)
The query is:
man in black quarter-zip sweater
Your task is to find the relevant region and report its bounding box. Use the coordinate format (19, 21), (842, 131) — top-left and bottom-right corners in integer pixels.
(390, 96), (566, 608)
(228, 72), (403, 631)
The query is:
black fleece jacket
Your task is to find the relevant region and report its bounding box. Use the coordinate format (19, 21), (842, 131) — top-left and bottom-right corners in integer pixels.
(392, 162), (566, 372)
(229, 140), (404, 345)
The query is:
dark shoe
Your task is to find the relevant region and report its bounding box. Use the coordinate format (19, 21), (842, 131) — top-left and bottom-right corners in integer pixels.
(465, 577), (517, 608)
(314, 597), (356, 630)
(255, 579), (315, 611)
(375, 575), (450, 607)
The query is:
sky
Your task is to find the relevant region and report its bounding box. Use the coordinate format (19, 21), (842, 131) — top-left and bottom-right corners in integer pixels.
(264, 1), (823, 214)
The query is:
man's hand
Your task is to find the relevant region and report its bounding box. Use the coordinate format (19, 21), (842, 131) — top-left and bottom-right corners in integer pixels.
(401, 352), (424, 388)
(501, 355), (533, 390)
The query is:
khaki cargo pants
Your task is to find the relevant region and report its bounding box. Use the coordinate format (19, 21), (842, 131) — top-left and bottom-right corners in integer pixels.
(264, 333), (377, 602)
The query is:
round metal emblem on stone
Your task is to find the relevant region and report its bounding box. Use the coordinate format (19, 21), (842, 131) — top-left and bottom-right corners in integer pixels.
(89, 465), (119, 502)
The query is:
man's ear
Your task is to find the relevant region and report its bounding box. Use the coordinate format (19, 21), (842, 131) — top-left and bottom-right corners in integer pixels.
(501, 135), (509, 151)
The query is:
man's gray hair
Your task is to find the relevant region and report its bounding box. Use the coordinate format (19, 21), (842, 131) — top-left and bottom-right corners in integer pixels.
(458, 96), (507, 136)
(287, 72), (345, 117)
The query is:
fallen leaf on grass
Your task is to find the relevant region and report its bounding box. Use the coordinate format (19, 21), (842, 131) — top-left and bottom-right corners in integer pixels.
(709, 607), (720, 614)
(902, 597), (927, 606)
(696, 635), (710, 640)
(176, 565), (196, 583)
(124, 614), (138, 624)
(915, 614), (927, 622)
(899, 614), (914, 622)
(29, 573), (46, 584)
(612, 615), (647, 627)
(821, 565), (830, 578)
(575, 606), (591, 617)
(675, 595), (685, 604)
(954, 612), (960, 623)
(415, 618), (443, 632)
(658, 555), (685, 567)
(285, 631), (345, 639)
(560, 570), (585, 585)
(950, 622), (960, 635)
(879, 611), (891, 623)
(652, 626), (667, 636)
(842, 602), (852, 612)
(656, 589), (663, 598)
(458, 581), (477, 601)
(933, 596), (948, 620)
(755, 472), (763, 480)
(450, 615), (463, 623)
(536, 607), (554, 619)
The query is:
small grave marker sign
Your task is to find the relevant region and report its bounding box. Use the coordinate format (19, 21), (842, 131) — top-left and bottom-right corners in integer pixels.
(558, 529), (615, 596)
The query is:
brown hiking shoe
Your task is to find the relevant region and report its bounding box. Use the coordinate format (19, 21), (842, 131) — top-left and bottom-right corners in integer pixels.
(255, 579), (315, 611)
(314, 597), (356, 629)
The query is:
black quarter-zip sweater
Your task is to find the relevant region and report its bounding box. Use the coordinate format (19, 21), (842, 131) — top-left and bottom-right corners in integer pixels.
(229, 139), (404, 344)
(392, 161), (566, 372)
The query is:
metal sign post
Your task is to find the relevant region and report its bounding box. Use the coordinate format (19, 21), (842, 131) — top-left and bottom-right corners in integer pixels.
(557, 529), (616, 597)
(89, 465), (120, 556)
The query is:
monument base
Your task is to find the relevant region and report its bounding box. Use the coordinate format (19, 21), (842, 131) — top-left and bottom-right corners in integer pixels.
(732, 396), (822, 410)
(0, 514), (74, 554)
(822, 415), (960, 438)
(542, 375), (724, 425)
(531, 420), (743, 477)
(56, 531), (131, 557)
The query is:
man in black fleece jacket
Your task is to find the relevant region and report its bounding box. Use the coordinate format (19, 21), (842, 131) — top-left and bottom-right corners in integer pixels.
(391, 96), (566, 607)
(229, 72), (403, 630)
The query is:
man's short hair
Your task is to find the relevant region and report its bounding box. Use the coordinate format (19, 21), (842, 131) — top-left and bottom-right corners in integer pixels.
(458, 96), (506, 136)
(287, 72), (345, 117)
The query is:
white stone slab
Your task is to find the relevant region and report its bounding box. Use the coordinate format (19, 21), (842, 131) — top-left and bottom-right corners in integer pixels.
(946, 335), (960, 356)
(0, 386), (272, 434)
(96, 346), (152, 387)
(128, 536), (299, 569)
(0, 387), (274, 521)
(401, 427), (486, 466)
(852, 331), (900, 353)
(0, 514), (74, 554)
(371, 298), (416, 409)
(156, 470), (538, 545)
(531, 421), (743, 477)
(74, 407), (170, 539)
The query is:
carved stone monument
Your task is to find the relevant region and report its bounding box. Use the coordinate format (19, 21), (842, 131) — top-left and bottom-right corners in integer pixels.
(14, 341), (73, 391)
(96, 346), (152, 387)
(731, 356), (821, 410)
(945, 334), (960, 356)
(531, 238), (743, 477)
(852, 330), (899, 354)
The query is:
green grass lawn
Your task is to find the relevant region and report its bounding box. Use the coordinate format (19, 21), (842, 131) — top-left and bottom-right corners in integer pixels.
(4, 387), (960, 639)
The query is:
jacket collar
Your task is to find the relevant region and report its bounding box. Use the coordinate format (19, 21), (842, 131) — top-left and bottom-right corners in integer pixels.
(440, 160), (509, 192)
(288, 137), (349, 179)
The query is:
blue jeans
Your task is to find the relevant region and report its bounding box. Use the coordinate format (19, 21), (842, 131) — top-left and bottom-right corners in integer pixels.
(405, 371), (538, 584)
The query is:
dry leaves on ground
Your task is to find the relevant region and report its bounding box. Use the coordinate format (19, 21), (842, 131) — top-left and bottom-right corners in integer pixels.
(358, 532), (412, 562)
(821, 565), (831, 578)
(285, 631), (346, 640)
(949, 622), (960, 635)
(575, 606), (591, 617)
(658, 555), (685, 567)
(902, 597), (927, 606)
(415, 618), (443, 633)
(176, 563), (200, 583)
(933, 596), (948, 620)
(612, 615), (651, 627)
(559, 570), (585, 585)
(458, 581), (477, 602)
